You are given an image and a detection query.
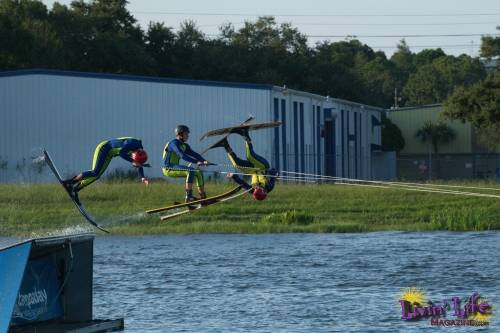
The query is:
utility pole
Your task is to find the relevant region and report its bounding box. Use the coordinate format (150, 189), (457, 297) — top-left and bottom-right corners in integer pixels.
(393, 88), (400, 109)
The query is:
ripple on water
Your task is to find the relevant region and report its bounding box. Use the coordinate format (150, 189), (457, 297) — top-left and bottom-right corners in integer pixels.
(7, 232), (497, 332)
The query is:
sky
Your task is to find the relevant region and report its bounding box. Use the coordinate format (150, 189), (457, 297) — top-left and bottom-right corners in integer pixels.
(40, 0), (500, 57)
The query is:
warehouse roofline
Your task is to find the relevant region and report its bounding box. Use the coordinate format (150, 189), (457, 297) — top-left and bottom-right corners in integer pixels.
(0, 68), (275, 91)
(1, 68), (384, 111)
(272, 86), (385, 112)
(386, 103), (442, 112)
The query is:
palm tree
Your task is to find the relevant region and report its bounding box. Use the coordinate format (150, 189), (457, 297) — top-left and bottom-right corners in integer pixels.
(415, 121), (456, 153)
(415, 121), (456, 179)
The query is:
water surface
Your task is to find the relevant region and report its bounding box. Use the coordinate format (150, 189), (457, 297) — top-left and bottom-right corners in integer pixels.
(89, 232), (500, 332)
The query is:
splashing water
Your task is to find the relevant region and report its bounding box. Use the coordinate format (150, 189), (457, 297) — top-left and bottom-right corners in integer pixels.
(99, 212), (147, 228)
(29, 224), (94, 239)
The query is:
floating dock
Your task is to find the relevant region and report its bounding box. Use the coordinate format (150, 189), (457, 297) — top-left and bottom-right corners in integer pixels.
(0, 234), (124, 333)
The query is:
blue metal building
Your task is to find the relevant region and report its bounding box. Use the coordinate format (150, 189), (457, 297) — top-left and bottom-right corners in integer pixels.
(0, 69), (383, 182)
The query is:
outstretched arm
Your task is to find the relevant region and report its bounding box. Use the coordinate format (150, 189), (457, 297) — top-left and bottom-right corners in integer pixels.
(184, 145), (206, 163)
(169, 141), (200, 164)
(137, 166), (145, 178)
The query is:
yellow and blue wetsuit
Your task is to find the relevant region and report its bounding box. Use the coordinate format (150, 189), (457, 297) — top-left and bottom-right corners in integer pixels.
(162, 139), (205, 186)
(80, 137), (145, 188)
(228, 141), (276, 193)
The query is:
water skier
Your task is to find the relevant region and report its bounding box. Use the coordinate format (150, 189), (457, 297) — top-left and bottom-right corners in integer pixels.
(163, 125), (210, 203)
(208, 127), (277, 201)
(63, 137), (149, 203)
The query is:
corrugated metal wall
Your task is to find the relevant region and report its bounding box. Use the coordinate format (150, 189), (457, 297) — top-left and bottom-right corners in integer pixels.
(0, 72), (271, 182)
(0, 70), (384, 183)
(270, 89), (383, 180)
(386, 105), (472, 154)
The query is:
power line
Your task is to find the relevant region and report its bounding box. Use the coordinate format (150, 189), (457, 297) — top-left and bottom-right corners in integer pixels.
(370, 44), (477, 48)
(132, 11), (500, 17)
(372, 45), (477, 49)
(205, 33), (499, 38)
(295, 33), (499, 38)
(197, 22), (500, 27)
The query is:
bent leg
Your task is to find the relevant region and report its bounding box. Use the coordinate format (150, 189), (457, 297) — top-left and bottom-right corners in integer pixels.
(162, 167), (190, 182)
(228, 152), (254, 173)
(163, 165), (204, 187)
(245, 141), (269, 170)
(163, 166), (206, 201)
(79, 142), (112, 188)
(193, 169), (204, 187)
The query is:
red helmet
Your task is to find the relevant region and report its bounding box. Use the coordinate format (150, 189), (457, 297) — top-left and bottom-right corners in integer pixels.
(252, 187), (267, 201)
(132, 149), (148, 165)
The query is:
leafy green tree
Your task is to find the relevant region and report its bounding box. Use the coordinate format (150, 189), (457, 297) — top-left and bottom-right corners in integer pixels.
(50, 0), (153, 73)
(403, 55), (485, 106)
(220, 17), (310, 86)
(171, 20), (207, 78)
(415, 121), (456, 153)
(308, 41), (363, 101)
(476, 123), (500, 150)
(413, 48), (446, 67)
(358, 53), (398, 107)
(145, 22), (176, 76)
(480, 27), (500, 59)
(444, 29), (500, 151)
(390, 40), (415, 88)
(444, 71), (500, 128)
(0, 0), (62, 68)
(381, 115), (405, 152)
(444, 71), (500, 149)
(308, 39), (390, 103)
(390, 44), (449, 106)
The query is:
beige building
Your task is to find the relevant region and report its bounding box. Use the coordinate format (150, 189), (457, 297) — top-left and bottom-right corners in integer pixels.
(387, 104), (473, 154)
(386, 104), (500, 180)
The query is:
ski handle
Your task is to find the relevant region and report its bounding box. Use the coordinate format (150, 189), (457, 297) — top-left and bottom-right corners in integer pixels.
(187, 162), (217, 168)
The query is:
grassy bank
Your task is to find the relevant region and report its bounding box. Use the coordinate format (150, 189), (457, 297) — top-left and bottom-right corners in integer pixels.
(1, 181), (499, 236)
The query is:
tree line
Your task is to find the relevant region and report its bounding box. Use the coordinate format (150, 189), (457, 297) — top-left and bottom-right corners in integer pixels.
(1, 0), (498, 148)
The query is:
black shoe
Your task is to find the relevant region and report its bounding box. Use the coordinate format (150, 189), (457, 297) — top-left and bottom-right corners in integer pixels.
(73, 182), (84, 193)
(207, 137), (230, 151)
(62, 180), (73, 193)
(185, 196), (199, 203)
(199, 193), (208, 205)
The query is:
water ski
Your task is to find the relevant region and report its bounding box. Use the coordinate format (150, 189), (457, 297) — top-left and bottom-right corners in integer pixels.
(199, 121), (281, 141)
(159, 187), (250, 221)
(200, 116), (255, 153)
(43, 149), (109, 233)
(146, 186), (242, 215)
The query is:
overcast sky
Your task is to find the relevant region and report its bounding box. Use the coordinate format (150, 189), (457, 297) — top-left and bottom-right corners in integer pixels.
(41, 0), (500, 57)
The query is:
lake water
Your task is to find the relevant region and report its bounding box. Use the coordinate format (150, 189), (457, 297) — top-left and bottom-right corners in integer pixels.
(92, 232), (500, 332)
(2, 232), (499, 332)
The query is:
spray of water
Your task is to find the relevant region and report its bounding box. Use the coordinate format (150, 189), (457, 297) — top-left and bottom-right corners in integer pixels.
(98, 212), (147, 228)
(29, 224), (94, 239)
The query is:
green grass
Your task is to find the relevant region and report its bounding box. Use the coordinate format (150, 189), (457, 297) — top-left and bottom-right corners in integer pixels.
(1, 180), (499, 236)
